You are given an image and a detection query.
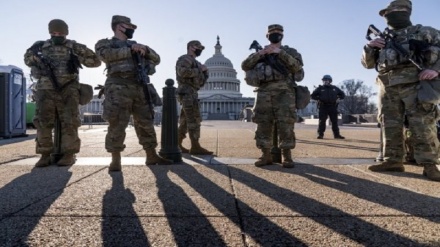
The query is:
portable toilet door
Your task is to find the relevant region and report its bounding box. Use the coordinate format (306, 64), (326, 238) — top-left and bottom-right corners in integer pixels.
(0, 65), (27, 138)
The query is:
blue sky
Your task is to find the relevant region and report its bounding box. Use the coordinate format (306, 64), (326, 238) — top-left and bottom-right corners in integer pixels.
(1, 0), (440, 100)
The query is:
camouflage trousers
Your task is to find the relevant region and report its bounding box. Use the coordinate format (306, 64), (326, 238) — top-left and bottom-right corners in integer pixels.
(252, 89), (297, 149)
(379, 82), (439, 164)
(33, 85), (81, 154)
(102, 81), (157, 152)
(177, 93), (201, 140)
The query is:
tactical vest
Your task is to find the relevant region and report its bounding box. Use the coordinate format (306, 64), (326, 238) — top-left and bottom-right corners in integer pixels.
(32, 40), (79, 89)
(176, 54), (207, 90)
(104, 38), (139, 79)
(245, 45), (304, 86)
(376, 25), (422, 85)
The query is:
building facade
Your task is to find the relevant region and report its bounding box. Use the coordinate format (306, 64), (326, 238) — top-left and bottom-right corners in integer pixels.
(199, 36), (255, 120)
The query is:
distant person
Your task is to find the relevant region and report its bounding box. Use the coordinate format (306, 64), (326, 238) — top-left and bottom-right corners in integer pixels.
(241, 24), (304, 168)
(175, 40), (213, 155)
(95, 15), (172, 172)
(23, 19), (101, 167)
(311, 75), (345, 139)
(361, 0), (440, 181)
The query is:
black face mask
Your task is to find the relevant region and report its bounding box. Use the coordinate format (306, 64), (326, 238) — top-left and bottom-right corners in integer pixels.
(268, 33), (283, 44)
(123, 28), (135, 39)
(385, 11), (412, 29)
(51, 36), (66, 45)
(194, 49), (203, 57)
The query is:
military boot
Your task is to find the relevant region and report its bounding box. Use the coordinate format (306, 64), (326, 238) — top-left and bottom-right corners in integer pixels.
(109, 152), (122, 172)
(334, 133), (345, 139)
(189, 138), (213, 155)
(368, 160), (404, 172)
(35, 154), (51, 167)
(145, 149), (173, 165)
(317, 133), (324, 139)
(255, 148), (273, 167)
(178, 135), (189, 153)
(282, 149), (295, 168)
(422, 164), (440, 181)
(57, 153), (76, 166)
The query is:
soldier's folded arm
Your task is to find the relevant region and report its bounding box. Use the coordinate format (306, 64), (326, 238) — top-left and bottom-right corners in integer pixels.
(278, 49), (303, 73)
(144, 47), (160, 65)
(23, 41), (44, 66)
(421, 27), (440, 73)
(176, 57), (199, 78)
(94, 39), (131, 63)
(73, 42), (101, 68)
(361, 44), (379, 69)
(241, 53), (263, 71)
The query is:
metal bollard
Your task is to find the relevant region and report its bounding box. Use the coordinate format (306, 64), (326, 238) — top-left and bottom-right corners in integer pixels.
(159, 79), (182, 162)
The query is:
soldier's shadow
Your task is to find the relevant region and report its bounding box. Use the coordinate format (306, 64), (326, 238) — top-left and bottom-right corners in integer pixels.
(0, 166), (72, 245)
(101, 172), (149, 247)
(148, 163), (308, 246)
(203, 163), (424, 246)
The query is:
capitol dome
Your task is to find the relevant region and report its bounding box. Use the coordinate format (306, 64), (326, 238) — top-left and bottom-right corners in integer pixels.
(197, 36), (255, 120)
(199, 36), (242, 98)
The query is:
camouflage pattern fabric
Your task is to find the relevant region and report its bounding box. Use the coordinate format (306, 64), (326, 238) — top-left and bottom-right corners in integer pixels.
(377, 83), (439, 164)
(241, 45), (303, 149)
(362, 24), (440, 165)
(23, 39), (100, 155)
(95, 37), (160, 152)
(102, 81), (157, 152)
(175, 54), (208, 140)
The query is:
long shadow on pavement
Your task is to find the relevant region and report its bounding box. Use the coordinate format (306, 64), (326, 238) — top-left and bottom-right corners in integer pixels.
(204, 164), (424, 246)
(102, 172), (150, 247)
(148, 166), (229, 246)
(0, 166), (72, 245)
(169, 163), (308, 246)
(295, 164), (440, 222)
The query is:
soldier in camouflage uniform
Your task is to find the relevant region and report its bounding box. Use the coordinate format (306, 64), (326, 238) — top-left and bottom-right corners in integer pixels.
(241, 24), (304, 168)
(362, 0), (440, 181)
(176, 40), (213, 155)
(24, 19), (101, 167)
(95, 15), (172, 172)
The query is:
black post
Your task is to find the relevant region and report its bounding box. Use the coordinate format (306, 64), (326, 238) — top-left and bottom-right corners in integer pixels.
(51, 111), (63, 163)
(159, 79), (182, 162)
(271, 121), (282, 163)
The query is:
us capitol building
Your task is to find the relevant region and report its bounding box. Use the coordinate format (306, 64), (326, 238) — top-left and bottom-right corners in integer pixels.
(198, 36), (254, 120)
(80, 36), (256, 121)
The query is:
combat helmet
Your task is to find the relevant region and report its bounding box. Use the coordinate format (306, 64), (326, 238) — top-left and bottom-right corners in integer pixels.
(322, 75), (332, 82)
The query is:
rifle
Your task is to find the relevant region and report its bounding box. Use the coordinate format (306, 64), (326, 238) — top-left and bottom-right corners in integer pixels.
(133, 52), (155, 119)
(365, 24), (424, 71)
(31, 43), (61, 91)
(248, 40), (289, 77)
(249, 40), (263, 52)
(94, 84), (105, 99)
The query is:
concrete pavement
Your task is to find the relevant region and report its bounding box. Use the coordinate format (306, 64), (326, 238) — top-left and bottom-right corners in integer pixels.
(0, 121), (439, 246)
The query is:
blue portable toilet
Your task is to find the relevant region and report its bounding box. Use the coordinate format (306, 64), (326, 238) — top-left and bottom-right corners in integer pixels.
(0, 65), (27, 138)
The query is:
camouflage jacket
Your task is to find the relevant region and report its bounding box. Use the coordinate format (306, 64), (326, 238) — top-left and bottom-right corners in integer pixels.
(362, 24), (440, 86)
(241, 45), (304, 91)
(24, 39), (101, 90)
(175, 54), (208, 92)
(95, 37), (160, 80)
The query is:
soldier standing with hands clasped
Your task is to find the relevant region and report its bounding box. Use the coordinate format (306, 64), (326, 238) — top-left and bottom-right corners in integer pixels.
(241, 24), (304, 168)
(95, 15), (172, 172)
(361, 0), (440, 181)
(24, 19), (101, 167)
(176, 40), (213, 155)
(311, 74), (345, 139)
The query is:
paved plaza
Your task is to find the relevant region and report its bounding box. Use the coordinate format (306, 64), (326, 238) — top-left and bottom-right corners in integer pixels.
(0, 121), (439, 246)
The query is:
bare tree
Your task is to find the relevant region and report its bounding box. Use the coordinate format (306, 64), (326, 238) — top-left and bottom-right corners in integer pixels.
(338, 79), (377, 114)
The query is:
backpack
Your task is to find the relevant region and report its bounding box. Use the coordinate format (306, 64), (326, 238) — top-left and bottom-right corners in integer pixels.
(295, 85), (310, 109)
